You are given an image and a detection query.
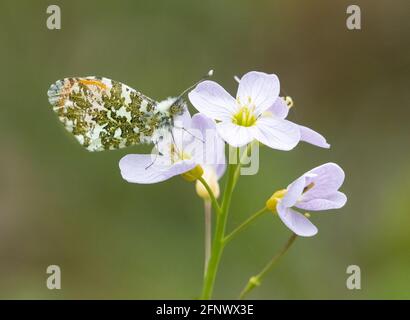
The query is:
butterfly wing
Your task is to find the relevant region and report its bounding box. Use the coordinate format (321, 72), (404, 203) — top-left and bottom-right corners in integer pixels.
(47, 77), (166, 151)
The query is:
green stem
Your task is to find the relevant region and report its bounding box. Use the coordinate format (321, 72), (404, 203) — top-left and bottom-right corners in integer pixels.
(223, 207), (268, 244)
(197, 176), (221, 214)
(203, 200), (212, 275)
(239, 233), (298, 299)
(233, 141), (257, 184)
(200, 144), (254, 299)
(201, 162), (238, 299)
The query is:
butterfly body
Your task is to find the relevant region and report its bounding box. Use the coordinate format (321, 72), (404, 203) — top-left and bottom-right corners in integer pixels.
(47, 77), (186, 151)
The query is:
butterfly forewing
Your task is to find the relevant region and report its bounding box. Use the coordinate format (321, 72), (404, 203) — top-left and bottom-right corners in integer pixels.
(47, 77), (168, 151)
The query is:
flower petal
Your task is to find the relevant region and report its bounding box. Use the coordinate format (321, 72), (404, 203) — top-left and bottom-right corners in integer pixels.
(281, 176), (306, 208)
(302, 163), (345, 200)
(191, 112), (215, 132)
(299, 125), (330, 149)
(296, 191), (347, 211)
(173, 108), (192, 129)
(190, 113), (226, 176)
(216, 122), (254, 147)
(237, 71), (280, 114)
(215, 161), (227, 179)
(188, 81), (237, 121)
(162, 109), (192, 151)
(119, 154), (196, 184)
(267, 97), (289, 119)
(277, 204), (318, 237)
(251, 117), (300, 151)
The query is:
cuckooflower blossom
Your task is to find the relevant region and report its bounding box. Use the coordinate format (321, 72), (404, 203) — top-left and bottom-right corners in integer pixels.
(266, 163), (347, 237)
(188, 71), (300, 150)
(119, 111), (226, 184)
(268, 97), (330, 148)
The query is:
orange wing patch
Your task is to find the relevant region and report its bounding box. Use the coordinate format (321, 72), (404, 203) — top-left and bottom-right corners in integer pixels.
(78, 79), (108, 90)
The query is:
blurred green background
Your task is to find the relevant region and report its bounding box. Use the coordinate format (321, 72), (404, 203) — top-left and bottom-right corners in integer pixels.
(0, 0), (409, 299)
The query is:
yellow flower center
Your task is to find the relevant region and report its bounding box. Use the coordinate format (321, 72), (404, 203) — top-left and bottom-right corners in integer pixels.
(266, 189), (287, 212)
(170, 144), (191, 164)
(232, 107), (256, 127)
(232, 97), (257, 127)
(168, 144), (203, 182)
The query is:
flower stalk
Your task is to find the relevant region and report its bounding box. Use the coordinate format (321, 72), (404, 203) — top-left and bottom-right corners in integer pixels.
(200, 143), (254, 299)
(201, 161), (238, 299)
(203, 200), (212, 274)
(239, 233), (298, 299)
(223, 207), (268, 244)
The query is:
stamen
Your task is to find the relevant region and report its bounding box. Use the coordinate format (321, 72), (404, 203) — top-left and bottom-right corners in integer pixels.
(284, 96), (294, 108)
(303, 182), (315, 194)
(232, 107), (256, 127)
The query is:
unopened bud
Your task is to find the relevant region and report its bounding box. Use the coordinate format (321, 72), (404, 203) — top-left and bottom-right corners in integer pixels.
(195, 166), (220, 200)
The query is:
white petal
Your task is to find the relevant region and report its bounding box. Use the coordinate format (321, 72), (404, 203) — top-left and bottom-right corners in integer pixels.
(188, 114), (226, 173)
(237, 71), (280, 114)
(297, 191), (347, 211)
(216, 122), (254, 147)
(277, 204), (318, 237)
(215, 161), (227, 179)
(299, 125), (330, 149)
(191, 113), (216, 133)
(188, 81), (237, 121)
(281, 176), (306, 208)
(302, 163), (345, 200)
(267, 97), (289, 119)
(193, 114), (226, 178)
(119, 154), (196, 184)
(251, 117), (300, 151)
(173, 108), (192, 130)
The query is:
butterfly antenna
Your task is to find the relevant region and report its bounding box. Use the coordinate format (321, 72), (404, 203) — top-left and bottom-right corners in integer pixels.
(182, 127), (204, 143)
(175, 69), (214, 102)
(173, 123), (205, 143)
(145, 141), (160, 170)
(170, 129), (182, 155)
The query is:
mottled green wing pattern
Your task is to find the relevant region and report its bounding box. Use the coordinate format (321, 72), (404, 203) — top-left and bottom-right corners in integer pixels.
(47, 77), (168, 151)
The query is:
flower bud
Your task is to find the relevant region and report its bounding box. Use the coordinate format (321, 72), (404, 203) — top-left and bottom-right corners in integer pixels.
(266, 189), (287, 212)
(181, 165), (204, 182)
(195, 166), (220, 200)
(249, 276), (261, 287)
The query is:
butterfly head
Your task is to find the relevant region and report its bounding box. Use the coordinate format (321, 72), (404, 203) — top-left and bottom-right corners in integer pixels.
(157, 69), (214, 117)
(156, 69), (214, 118)
(169, 98), (188, 116)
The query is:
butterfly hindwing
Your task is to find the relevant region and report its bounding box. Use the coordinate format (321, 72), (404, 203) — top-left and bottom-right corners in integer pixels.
(47, 77), (169, 151)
